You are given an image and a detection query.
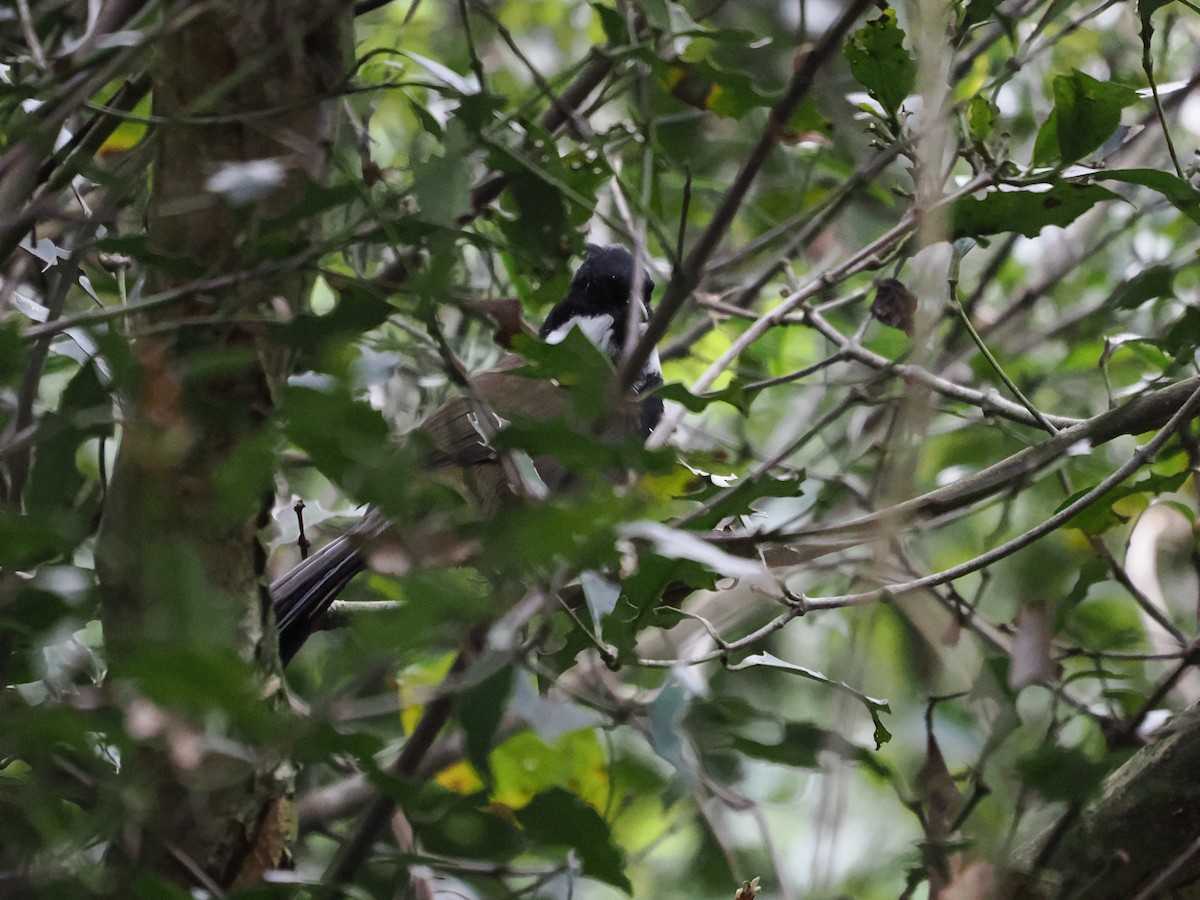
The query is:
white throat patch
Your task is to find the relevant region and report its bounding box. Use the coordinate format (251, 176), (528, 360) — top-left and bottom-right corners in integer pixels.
(543, 313), (619, 360)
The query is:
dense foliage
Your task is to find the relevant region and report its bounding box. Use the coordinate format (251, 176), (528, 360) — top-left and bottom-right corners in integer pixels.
(2, 0), (1200, 897)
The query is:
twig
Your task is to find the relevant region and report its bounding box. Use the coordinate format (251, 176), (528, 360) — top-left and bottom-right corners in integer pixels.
(640, 380), (1200, 667)
(21, 257), (309, 340)
(802, 306), (1081, 430)
(324, 639), (479, 886)
(947, 260), (1060, 435)
(618, 0), (877, 393)
(16, 0), (47, 69)
(1112, 640), (1200, 745)
(1090, 536), (1187, 649)
(1130, 828), (1200, 900)
(469, 0), (589, 140)
(465, 52), (615, 220)
(293, 500), (311, 561)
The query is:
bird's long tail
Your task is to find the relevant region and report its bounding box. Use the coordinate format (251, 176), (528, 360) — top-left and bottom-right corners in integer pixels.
(272, 534), (366, 666)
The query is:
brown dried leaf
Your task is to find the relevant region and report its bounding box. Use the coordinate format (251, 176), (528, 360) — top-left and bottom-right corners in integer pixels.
(871, 278), (918, 335)
(918, 716), (964, 836)
(941, 857), (996, 900)
(1010, 603), (1055, 690)
(734, 876), (761, 899)
(466, 297), (530, 349)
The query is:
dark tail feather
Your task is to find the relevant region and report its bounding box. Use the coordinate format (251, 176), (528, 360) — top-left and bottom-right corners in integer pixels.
(273, 534), (366, 666)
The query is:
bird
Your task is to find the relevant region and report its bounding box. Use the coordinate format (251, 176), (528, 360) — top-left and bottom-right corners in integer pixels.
(272, 244), (664, 665)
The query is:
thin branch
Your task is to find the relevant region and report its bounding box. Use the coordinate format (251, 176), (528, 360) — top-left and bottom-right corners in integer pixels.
(618, 0), (877, 393)
(640, 380), (1200, 667)
(1089, 535), (1187, 649)
(324, 640), (479, 885)
(1130, 829), (1200, 900)
(947, 265), (1060, 435)
(802, 305), (1082, 431)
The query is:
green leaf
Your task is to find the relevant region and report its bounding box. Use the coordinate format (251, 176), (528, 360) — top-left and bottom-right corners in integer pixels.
(458, 665), (514, 787)
(1138, 0), (1175, 40)
(276, 279), (394, 357)
(1160, 306), (1200, 362)
(25, 360), (112, 514)
(950, 182), (1121, 239)
(411, 119), (472, 227)
(346, 569), (496, 659)
(966, 95), (997, 145)
(0, 319), (25, 383)
(407, 93), (444, 138)
(455, 91), (507, 134)
(1112, 264), (1176, 310)
(1018, 745), (1112, 802)
(492, 415), (675, 478)
(1032, 70), (1138, 166)
(516, 787), (632, 893)
(1097, 168), (1200, 225)
(580, 569), (620, 634)
(280, 383), (422, 515)
(0, 508), (88, 568)
(411, 786), (522, 861)
(1058, 469), (1188, 535)
(727, 652), (892, 748)
(962, 0), (1002, 29)
(663, 60), (774, 119)
(729, 722), (884, 773)
(655, 380), (749, 414)
(682, 468), (805, 530)
(844, 11), (916, 119)
(592, 2), (630, 45)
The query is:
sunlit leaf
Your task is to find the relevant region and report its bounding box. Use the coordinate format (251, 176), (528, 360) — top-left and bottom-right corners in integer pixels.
(844, 11), (916, 119)
(966, 95), (997, 144)
(1058, 469), (1188, 535)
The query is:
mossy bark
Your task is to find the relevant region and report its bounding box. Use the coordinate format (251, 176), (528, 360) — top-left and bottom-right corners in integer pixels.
(95, 0), (351, 888)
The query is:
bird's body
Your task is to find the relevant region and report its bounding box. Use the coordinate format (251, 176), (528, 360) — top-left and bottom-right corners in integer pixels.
(273, 245), (663, 664)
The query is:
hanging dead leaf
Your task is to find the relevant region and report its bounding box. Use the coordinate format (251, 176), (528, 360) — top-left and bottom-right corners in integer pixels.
(871, 278), (917, 335)
(1009, 603), (1056, 690)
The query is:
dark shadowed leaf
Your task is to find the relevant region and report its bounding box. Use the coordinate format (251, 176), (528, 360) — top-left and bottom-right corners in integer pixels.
(950, 182), (1121, 239)
(1032, 70), (1137, 166)
(1112, 264), (1176, 310)
(728, 652), (892, 748)
(1018, 745), (1113, 802)
(458, 664), (514, 787)
(25, 360), (111, 514)
(516, 787), (632, 893)
(730, 722), (885, 774)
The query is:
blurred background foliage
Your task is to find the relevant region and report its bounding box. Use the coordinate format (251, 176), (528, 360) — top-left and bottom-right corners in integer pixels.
(2, 0), (1200, 897)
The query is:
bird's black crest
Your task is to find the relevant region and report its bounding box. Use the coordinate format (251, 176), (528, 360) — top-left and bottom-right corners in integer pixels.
(538, 244), (655, 348)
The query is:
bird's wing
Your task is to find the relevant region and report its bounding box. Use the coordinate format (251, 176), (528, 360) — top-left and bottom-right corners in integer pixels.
(419, 356), (568, 469)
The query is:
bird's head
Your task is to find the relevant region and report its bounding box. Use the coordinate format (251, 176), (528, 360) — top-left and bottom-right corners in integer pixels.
(537, 244), (664, 434)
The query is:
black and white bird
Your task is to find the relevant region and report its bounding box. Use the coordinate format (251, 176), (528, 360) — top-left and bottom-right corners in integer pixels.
(273, 244), (664, 664)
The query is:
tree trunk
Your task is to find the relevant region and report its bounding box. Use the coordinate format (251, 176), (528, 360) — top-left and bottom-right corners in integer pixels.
(95, 0), (350, 888)
(1011, 704), (1200, 899)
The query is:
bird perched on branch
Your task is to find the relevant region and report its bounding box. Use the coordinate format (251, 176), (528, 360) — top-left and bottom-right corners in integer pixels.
(272, 244), (664, 664)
